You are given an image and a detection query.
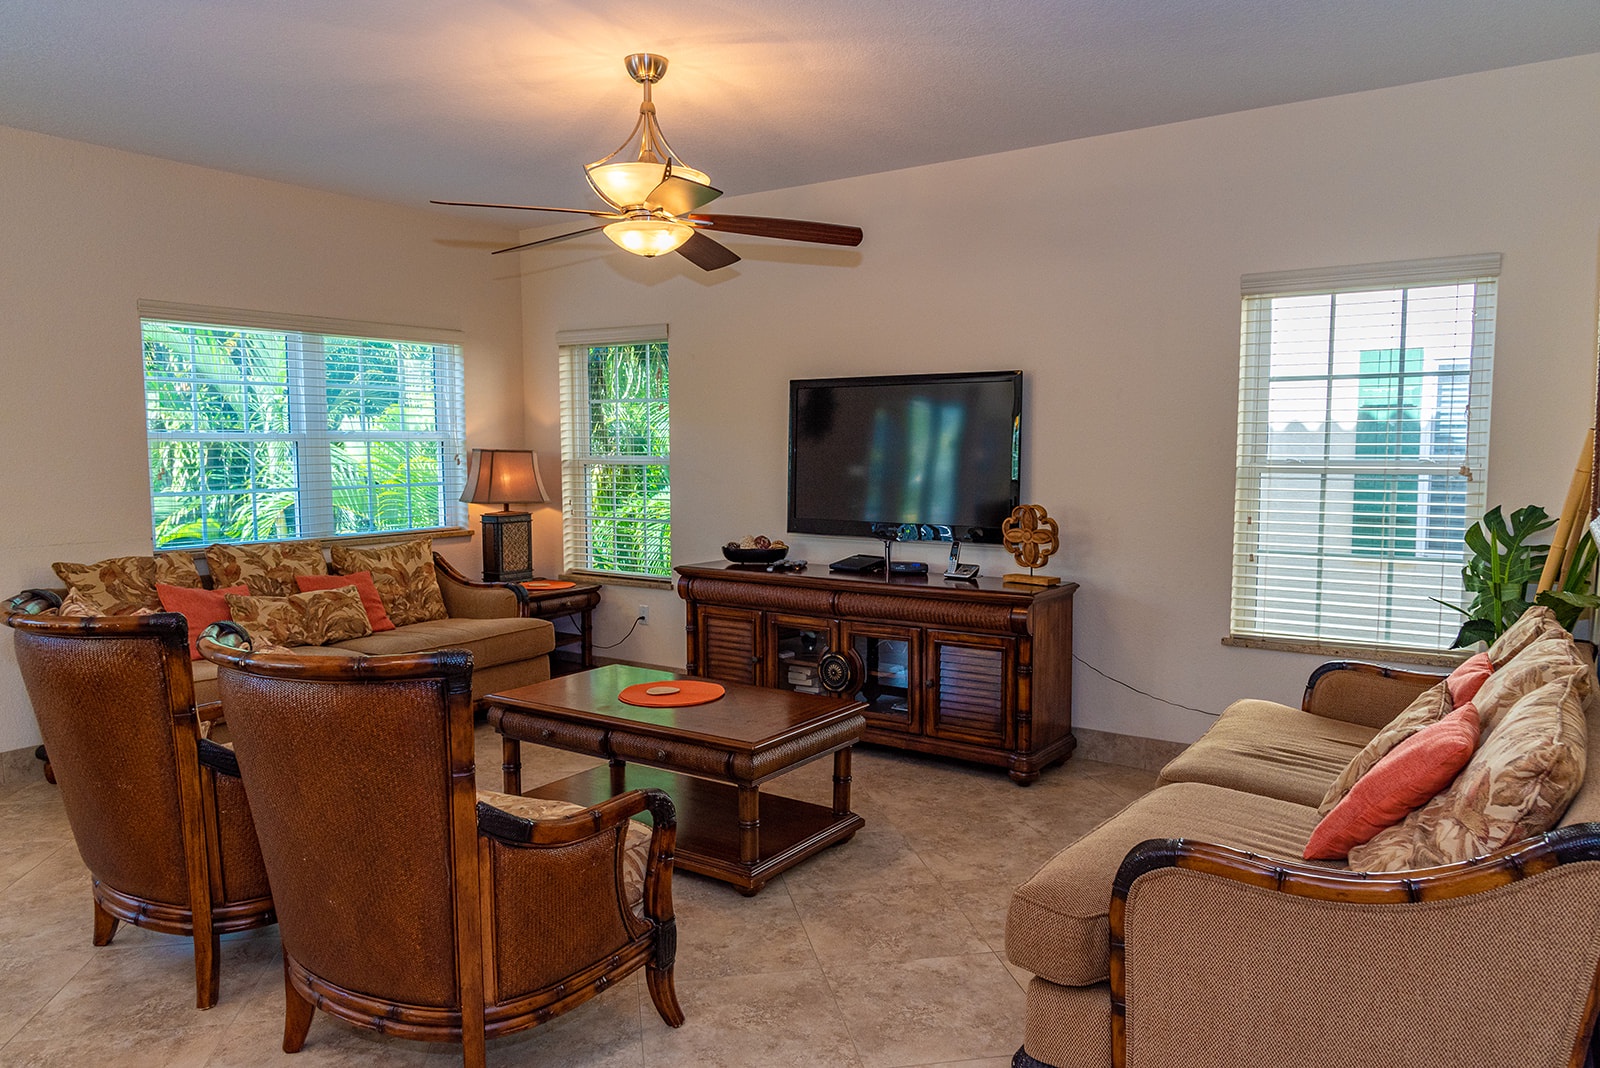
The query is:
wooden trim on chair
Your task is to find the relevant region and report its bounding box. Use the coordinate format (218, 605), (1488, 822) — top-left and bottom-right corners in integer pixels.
(1300, 659), (1450, 712)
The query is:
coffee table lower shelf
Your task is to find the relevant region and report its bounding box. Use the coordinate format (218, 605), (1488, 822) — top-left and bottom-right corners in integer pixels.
(528, 765), (865, 895)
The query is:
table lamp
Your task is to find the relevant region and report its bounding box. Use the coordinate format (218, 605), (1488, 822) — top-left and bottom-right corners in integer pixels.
(460, 448), (549, 582)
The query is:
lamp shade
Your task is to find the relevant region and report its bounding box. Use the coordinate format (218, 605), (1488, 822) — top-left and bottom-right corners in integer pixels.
(460, 449), (549, 508)
(603, 217), (694, 257)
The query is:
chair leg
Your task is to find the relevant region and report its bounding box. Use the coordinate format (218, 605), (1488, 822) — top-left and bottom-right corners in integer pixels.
(282, 961), (316, 1053)
(646, 964), (685, 1028)
(91, 898), (119, 946)
(461, 1027), (487, 1068)
(194, 925), (221, 1010)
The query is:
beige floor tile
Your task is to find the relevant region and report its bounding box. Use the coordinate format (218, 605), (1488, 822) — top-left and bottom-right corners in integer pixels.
(642, 969), (862, 1068)
(825, 952), (1025, 1068)
(793, 881), (990, 970)
(671, 877), (819, 979)
(0, 948), (93, 1045)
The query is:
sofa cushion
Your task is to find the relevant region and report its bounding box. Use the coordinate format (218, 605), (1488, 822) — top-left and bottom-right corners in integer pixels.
(206, 540), (327, 595)
(1303, 701), (1481, 860)
(1316, 680), (1452, 816)
(330, 615), (555, 669)
(1006, 782), (1322, 987)
(295, 571), (396, 632)
(51, 553), (198, 613)
(330, 538), (447, 627)
(1558, 685), (1600, 827)
(225, 588), (373, 648)
(1484, 604), (1569, 665)
(1348, 655), (1589, 871)
(1446, 652), (1493, 706)
(157, 582), (249, 659)
(1156, 700), (1376, 807)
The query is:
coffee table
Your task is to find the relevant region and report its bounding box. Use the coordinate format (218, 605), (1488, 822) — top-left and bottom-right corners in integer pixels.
(485, 665), (867, 895)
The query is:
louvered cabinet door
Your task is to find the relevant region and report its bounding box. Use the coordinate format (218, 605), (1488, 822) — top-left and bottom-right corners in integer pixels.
(924, 631), (1016, 748)
(696, 606), (764, 684)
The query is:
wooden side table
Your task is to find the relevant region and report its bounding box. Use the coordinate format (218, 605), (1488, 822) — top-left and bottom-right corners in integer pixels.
(515, 581), (602, 672)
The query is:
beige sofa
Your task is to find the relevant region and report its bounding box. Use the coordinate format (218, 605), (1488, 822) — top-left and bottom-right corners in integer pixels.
(1006, 631), (1600, 1068)
(14, 552), (555, 710)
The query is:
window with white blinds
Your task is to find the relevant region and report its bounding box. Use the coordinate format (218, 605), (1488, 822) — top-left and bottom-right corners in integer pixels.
(557, 326), (671, 579)
(1230, 255), (1499, 652)
(140, 302), (466, 548)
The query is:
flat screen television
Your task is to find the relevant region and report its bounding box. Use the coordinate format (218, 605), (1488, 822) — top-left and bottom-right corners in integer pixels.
(787, 371), (1022, 544)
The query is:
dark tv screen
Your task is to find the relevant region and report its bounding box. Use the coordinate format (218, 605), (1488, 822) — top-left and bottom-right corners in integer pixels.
(787, 371), (1022, 543)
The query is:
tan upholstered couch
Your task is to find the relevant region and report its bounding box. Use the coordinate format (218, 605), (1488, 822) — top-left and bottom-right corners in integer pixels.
(18, 550), (555, 710)
(1005, 626), (1600, 1068)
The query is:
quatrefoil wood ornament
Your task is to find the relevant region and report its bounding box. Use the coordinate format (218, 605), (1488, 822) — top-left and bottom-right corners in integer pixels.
(1001, 504), (1062, 586)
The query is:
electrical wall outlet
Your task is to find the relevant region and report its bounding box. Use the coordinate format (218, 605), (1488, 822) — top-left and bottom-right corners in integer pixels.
(637, 604), (650, 625)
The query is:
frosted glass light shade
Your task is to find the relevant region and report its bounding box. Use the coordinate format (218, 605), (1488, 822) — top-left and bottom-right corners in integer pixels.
(604, 218), (694, 257)
(588, 161), (711, 209)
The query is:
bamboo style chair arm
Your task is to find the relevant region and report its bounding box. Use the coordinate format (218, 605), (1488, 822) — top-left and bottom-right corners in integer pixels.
(1113, 824), (1600, 908)
(478, 787), (679, 939)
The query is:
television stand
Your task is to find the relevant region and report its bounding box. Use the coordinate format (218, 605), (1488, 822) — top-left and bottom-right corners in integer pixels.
(675, 561), (1076, 784)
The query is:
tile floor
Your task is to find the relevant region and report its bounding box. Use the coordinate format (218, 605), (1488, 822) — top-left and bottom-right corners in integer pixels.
(0, 730), (1156, 1067)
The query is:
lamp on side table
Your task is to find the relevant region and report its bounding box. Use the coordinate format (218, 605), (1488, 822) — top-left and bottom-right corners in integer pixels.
(461, 448), (549, 582)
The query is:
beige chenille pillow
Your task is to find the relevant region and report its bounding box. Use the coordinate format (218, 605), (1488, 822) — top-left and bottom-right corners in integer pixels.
(205, 540), (327, 596)
(224, 587), (372, 648)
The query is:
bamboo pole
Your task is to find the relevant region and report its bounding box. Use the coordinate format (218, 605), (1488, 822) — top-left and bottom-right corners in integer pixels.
(1539, 428), (1595, 593)
(1559, 478), (1593, 586)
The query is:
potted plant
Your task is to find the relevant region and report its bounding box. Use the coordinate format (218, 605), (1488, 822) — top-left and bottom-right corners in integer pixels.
(1438, 504), (1600, 648)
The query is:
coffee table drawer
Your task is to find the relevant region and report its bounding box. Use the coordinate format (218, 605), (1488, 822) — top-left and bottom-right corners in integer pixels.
(497, 712), (607, 754)
(609, 732), (730, 777)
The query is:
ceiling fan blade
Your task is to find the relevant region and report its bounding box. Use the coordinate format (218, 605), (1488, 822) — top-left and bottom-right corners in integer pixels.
(491, 226), (606, 255)
(647, 176), (723, 216)
(431, 200), (620, 219)
(675, 231), (741, 271)
(687, 214), (863, 247)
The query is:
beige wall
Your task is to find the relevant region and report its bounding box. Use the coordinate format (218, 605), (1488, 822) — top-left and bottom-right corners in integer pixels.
(520, 54), (1600, 744)
(0, 126), (525, 752)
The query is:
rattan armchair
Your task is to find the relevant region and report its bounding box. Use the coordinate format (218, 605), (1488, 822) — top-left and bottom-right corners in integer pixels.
(3, 608), (275, 1008)
(200, 640), (683, 1068)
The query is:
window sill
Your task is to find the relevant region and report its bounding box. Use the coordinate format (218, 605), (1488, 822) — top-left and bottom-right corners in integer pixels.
(561, 570), (674, 591)
(1222, 633), (1470, 667)
(162, 527), (472, 558)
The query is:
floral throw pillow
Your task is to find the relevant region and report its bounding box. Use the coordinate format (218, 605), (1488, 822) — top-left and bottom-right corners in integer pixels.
(205, 541), (327, 596)
(52, 555), (161, 613)
(329, 538), (447, 627)
(55, 587), (158, 618)
(1347, 663), (1589, 871)
(1317, 680), (1453, 816)
(154, 551), (205, 590)
(224, 587), (372, 648)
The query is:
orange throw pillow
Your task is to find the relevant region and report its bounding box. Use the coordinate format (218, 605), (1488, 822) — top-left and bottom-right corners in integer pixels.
(1446, 651), (1493, 706)
(156, 582), (249, 659)
(295, 571), (396, 632)
(1303, 702), (1482, 861)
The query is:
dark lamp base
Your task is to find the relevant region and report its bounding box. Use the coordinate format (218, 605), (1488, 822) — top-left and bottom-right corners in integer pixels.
(480, 510), (534, 582)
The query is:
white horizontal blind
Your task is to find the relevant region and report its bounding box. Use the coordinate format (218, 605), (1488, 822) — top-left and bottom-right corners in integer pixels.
(1231, 256), (1499, 651)
(557, 327), (672, 579)
(140, 306), (465, 547)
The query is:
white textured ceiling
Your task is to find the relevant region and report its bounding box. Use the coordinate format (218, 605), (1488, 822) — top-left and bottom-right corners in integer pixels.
(3, 0), (1598, 217)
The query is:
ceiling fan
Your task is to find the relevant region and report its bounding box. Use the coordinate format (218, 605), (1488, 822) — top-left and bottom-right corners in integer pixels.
(433, 53), (863, 271)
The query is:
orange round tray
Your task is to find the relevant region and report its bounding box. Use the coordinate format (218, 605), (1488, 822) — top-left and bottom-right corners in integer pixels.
(521, 580), (577, 590)
(617, 680), (726, 707)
